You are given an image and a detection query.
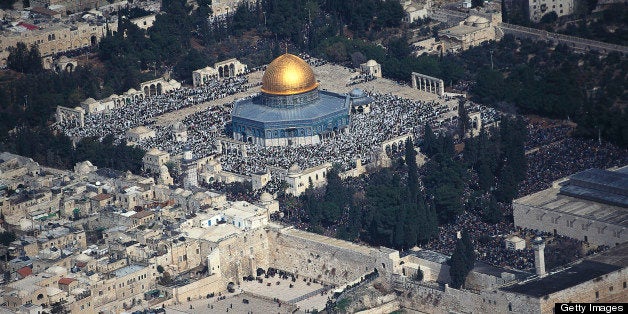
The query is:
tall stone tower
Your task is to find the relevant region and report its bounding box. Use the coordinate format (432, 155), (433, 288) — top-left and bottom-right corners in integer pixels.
(181, 145), (198, 189)
(532, 237), (546, 277)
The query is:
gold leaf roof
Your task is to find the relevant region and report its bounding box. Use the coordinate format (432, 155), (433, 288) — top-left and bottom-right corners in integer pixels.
(261, 54), (319, 96)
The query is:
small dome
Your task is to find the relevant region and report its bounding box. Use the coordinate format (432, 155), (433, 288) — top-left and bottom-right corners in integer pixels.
(261, 54), (319, 96)
(83, 98), (97, 104)
(365, 59), (378, 66)
(350, 88), (365, 98)
(288, 163), (301, 174)
(173, 122), (186, 131)
(464, 15), (479, 25)
(473, 17), (489, 26)
(260, 192), (273, 202)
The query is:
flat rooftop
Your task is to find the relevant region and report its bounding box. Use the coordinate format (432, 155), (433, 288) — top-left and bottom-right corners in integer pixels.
(113, 264), (145, 278)
(514, 187), (628, 227)
(439, 25), (482, 38)
(501, 243), (627, 297)
(402, 249), (449, 264)
(500, 260), (621, 297)
(559, 168), (628, 207)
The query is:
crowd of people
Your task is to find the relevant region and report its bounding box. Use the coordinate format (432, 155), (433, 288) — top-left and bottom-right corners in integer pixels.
(423, 211), (536, 270)
(217, 94), (473, 176)
(56, 75), (255, 143)
(54, 58), (627, 275)
(346, 73), (376, 86)
(519, 136), (628, 197)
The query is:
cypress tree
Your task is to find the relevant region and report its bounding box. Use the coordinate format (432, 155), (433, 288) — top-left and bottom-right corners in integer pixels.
(449, 240), (469, 289)
(461, 230), (475, 271)
(405, 138), (419, 201)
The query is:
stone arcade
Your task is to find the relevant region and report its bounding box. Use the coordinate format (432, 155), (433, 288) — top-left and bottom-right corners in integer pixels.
(411, 72), (445, 96)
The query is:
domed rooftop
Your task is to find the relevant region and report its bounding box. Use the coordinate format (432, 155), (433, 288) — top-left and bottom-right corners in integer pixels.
(261, 54), (319, 96)
(260, 192), (273, 202)
(288, 163), (301, 174)
(365, 59), (378, 66)
(350, 88), (365, 98)
(464, 15), (479, 24)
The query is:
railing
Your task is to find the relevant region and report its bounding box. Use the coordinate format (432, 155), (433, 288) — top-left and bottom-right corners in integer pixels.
(499, 23), (628, 54)
(287, 285), (330, 304)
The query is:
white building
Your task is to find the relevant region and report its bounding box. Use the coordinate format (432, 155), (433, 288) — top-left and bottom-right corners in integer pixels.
(527, 0), (574, 22)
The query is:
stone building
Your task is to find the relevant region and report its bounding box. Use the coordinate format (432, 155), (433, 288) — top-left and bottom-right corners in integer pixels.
(210, 0), (255, 16)
(142, 148), (170, 174)
(513, 167), (628, 247)
(214, 58), (247, 78)
(0, 19), (117, 68)
(498, 243), (628, 313)
(125, 126), (156, 143)
(52, 56), (77, 73)
(401, 0), (430, 23)
(130, 14), (156, 30)
(526, 0), (574, 22)
(395, 242), (628, 314)
(192, 66), (219, 87)
(349, 88), (373, 114)
(284, 163), (331, 196)
(360, 59), (382, 78)
(192, 58), (247, 87)
(438, 15), (497, 52)
(3, 272), (66, 310)
(30, 0), (103, 14)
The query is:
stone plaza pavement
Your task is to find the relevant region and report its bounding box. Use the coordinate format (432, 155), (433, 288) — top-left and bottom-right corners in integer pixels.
(165, 275), (330, 313)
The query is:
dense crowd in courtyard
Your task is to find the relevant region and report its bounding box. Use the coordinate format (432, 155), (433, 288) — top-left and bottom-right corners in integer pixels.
(56, 75), (255, 142)
(53, 66), (628, 274)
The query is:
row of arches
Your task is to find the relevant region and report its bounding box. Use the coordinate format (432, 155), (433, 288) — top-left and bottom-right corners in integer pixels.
(384, 140), (407, 157)
(143, 83), (164, 97)
(218, 63), (236, 78)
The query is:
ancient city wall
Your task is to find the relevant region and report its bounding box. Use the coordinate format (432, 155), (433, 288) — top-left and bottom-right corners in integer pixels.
(217, 229), (273, 284)
(267, 228), (390, 286)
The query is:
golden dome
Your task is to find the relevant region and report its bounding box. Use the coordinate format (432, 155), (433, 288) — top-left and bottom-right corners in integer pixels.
(261, 54), (319, 96)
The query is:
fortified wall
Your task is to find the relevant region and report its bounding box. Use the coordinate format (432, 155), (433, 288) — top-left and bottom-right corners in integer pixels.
(214, 226), (398, 287)
(216, 228), (273, 284)
(267, 227), (397, 285)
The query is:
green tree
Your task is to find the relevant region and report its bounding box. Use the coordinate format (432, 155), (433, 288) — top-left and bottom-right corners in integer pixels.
(449, 240), (469, 289)
(461, 230), (475, 269)
(457, 100), (470, 137)
(539, 11), (558, 24)
(405, 138), (418, 200)
(482, 196), (502, 223)
(0, 231), (16, 246)
(7, 42), (43, 74)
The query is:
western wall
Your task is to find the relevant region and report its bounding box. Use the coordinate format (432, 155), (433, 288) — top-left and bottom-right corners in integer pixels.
(215, 226), (397, 288)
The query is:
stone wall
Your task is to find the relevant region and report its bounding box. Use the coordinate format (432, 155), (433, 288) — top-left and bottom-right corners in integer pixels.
(159, 274), (224, 305)
(216, 229), (272, 284)
(513, 202), (627, 247)
(267, 228), (394, 285)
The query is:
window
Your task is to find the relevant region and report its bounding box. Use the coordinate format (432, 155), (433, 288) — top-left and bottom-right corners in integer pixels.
(595, 291), (599, 299)
(609, 286), (613, 291)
